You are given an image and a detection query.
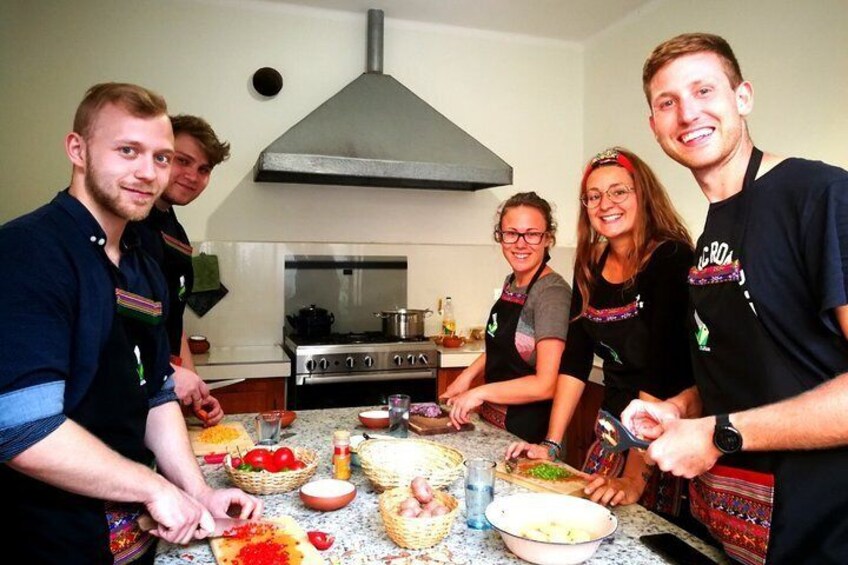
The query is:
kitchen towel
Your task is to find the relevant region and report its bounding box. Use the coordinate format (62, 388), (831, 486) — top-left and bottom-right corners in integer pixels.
(187, 283), (228, 317)
(191, 253), (221, 293)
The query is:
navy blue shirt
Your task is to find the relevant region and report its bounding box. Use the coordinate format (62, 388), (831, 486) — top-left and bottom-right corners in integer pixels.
(0, 191), (176, 461)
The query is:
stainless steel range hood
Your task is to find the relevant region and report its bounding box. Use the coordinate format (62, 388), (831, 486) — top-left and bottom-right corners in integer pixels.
(254, 9), (512, 190)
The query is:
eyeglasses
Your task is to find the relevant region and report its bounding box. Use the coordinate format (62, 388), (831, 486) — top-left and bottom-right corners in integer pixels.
(494, 230), (548, 245)
(580, 184), (635, 209)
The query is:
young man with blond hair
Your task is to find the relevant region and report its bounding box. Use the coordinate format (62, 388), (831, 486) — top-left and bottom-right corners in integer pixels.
(0, 83), (261, 564)
(623, 33), (848, 564)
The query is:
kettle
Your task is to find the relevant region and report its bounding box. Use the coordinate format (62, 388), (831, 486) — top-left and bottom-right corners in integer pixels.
(286, 304), (335, 339)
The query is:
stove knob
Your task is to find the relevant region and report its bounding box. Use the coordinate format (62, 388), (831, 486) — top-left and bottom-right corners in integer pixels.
(345, 356), (355, 369)
(304, 358), (316, 372)
(417, 354), (430, 365)
(406, 354), (416, 365)
(363, 356), (374, 368)
(318, 358), (329, 371)
(392, 355), (403, 366)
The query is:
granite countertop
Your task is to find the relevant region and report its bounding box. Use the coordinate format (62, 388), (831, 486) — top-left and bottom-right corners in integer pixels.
(155, 408), (727, 564)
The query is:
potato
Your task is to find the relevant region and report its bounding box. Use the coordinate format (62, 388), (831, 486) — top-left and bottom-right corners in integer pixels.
(417, 509), (433, 518)
(431, 505), (450, 516)
(398, 507), (420, 518)
(410, 476), (434, 503)
(399, 497), (421, 512)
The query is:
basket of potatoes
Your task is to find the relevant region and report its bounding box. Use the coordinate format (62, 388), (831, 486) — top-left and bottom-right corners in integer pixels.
(378, 476), (458, 549)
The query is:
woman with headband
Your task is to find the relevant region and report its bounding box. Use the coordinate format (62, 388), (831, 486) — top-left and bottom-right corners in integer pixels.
(507, 148), (698, 514)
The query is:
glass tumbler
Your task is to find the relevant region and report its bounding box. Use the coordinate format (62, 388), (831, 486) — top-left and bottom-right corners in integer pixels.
(387, 394), (410, 438)
(465, 458), (495, 530)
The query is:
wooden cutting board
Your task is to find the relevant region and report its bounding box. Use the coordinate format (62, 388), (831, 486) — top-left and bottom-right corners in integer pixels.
(409, 409), (474, 435)
(188, 422), (254, 456)
(496, 458), (588, 497)
(210, 516), (322, 565)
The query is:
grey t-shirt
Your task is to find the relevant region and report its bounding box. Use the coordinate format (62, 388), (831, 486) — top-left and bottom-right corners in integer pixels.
(503, 270), (572, 367)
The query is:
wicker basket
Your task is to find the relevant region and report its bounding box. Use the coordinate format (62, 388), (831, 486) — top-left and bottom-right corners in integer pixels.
(379, 487), (459, 549)
(357, 439), (464, 492)
(224, 446), (318, 494)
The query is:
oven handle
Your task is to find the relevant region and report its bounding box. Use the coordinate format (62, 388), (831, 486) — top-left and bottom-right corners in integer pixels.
(297, 370), (435, 385)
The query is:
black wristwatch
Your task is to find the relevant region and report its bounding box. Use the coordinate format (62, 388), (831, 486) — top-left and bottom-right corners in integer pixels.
(713, 414), (743, 454)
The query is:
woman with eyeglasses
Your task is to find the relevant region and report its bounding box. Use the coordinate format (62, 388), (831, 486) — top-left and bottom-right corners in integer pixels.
(506, 148), (698, 513)
(441, 192), (572, 444)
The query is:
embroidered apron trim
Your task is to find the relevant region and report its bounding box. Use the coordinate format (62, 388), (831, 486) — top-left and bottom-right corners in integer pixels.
(499, 284), (528, 305)
(115, 288), (163, 325)
(689, 464), (774, 565)
(584, 300), (640, 323)
(160, 231), (193, 256)
(107, 502), (155, 564)
(688, 260), (742, 286)
(480, 401), (507, 430)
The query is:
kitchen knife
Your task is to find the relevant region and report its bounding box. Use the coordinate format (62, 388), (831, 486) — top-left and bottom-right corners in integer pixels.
(206, 378), (245, 391)
(138, 514), (261, 539)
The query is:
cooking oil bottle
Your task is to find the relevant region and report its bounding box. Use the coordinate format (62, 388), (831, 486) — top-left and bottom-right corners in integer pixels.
(441, 296), (456, 336)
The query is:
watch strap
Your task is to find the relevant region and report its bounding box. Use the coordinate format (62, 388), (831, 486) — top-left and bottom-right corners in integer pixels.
(540, 439), (561, 459)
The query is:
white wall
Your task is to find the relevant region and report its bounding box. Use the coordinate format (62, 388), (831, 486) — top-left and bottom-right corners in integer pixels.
(583, 0), (848, 236)
(0, 0), (584, 246)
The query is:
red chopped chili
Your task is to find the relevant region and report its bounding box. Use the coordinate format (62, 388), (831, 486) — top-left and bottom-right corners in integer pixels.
(233, 540), (290, 565)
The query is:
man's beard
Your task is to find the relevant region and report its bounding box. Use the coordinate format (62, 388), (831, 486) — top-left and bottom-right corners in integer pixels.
(85, 158), (156, 222)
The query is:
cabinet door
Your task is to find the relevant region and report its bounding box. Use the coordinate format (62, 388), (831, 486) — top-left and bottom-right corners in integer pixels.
(437, 368), (484, 397)
(210, 377), (287, 414)
(563, 381), (604, 469)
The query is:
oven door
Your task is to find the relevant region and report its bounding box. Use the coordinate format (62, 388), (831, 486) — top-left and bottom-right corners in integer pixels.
(288, 370), (437, 410)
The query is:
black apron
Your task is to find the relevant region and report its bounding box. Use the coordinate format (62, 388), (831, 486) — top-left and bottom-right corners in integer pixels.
(581, 246), (648, 417)
(4, 276), (160, 563)
(688, 148), (848, 564)
(157, 211), (194, 356)
(483, 257), (553, 443)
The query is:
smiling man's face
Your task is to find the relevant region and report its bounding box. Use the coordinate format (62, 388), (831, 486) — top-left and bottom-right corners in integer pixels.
(648, 51), (752, 175)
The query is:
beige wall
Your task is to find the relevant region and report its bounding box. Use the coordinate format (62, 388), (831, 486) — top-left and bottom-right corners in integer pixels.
(583, 0), (848, 236)
(0, 0), (584, 246)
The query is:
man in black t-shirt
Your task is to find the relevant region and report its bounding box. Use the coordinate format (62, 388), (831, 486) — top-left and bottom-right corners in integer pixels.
(138, 115), (230, 426)
(622, 33), (848, 563)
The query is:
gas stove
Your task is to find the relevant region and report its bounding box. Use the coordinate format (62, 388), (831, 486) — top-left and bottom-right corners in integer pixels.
(284, 333), (437, 377)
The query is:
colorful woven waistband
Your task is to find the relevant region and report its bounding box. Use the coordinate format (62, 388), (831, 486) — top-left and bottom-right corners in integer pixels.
(584, 299), (640, 323)
(688, 260), (742, 286)
(161, 231), (193, 256)
(115, 288), (162, 325)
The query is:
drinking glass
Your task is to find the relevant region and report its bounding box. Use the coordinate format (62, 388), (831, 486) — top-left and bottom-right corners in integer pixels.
(465, 458), (495, 530)
(255, 411), (282, 445)
(387, 394), (410, 438)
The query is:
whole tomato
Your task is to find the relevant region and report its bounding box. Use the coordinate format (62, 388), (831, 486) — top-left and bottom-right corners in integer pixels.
(307, 531), (334, 551)
(273, 447), (295, 470)
(289, 460), (306, 470)
(243, 448), (272, 470)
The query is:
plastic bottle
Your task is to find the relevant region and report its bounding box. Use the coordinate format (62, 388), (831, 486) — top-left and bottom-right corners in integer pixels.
(441, 296), (456, 336)
(332, 430), (351, 480)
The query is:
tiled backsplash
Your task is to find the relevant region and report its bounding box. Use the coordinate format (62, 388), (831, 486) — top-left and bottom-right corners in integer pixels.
(184, 241), (575, 347)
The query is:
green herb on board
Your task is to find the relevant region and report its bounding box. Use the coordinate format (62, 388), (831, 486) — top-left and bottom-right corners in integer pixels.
(526, 462), (573, 481)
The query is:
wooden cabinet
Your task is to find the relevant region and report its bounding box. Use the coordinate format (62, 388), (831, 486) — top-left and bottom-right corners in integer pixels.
(208, 377), (287, 414)
(563, 381), (604, 469)
(437, 367), (484, 397)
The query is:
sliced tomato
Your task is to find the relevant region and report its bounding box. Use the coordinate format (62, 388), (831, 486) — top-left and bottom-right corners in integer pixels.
(307, 531), (334, 550)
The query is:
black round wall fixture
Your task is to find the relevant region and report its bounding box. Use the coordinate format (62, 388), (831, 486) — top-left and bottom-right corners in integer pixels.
(252, 67), (283, 97)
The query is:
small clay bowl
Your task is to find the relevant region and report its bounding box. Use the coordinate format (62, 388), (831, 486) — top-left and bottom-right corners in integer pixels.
(188, 335), (210, 354)
(299, 479), (356, 511)
(442, 335), (465, 348)
(279, 410), (297, 428)
(358, 409), (390, 429)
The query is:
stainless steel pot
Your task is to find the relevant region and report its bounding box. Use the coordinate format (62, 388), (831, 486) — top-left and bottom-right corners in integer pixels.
(374, 308), (432, 340)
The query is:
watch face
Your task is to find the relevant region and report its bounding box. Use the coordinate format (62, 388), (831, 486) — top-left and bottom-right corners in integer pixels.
(715, 427), (743, 454)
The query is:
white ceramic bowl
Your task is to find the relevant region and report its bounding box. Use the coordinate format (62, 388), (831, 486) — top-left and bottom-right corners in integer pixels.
(485, 493), (617, 565)
(299, 478), (356, 511)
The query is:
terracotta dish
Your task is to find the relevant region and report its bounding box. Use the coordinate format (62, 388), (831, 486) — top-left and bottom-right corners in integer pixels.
(279, 410), (297, 428)
(299, 479), (356, 511)
(359, 409), (390, 429)
(441, 335), (465, 348)
(188, 335), (210, 354)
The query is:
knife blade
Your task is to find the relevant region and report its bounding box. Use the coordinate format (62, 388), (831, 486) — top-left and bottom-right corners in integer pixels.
(138, 514), (261, 538)
(206, 378), (245, 391)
